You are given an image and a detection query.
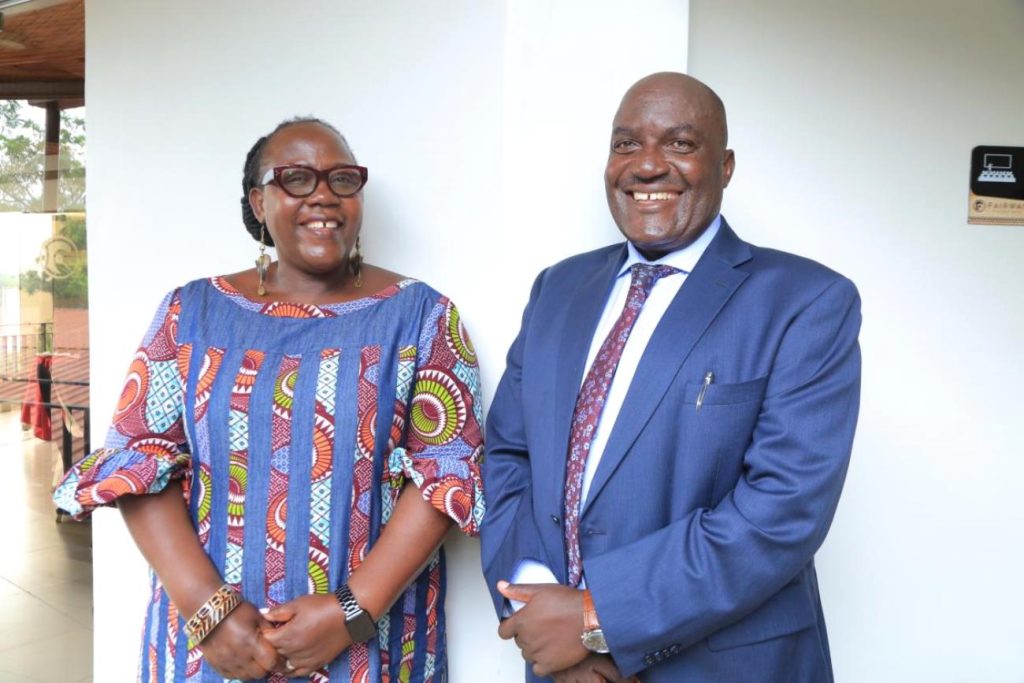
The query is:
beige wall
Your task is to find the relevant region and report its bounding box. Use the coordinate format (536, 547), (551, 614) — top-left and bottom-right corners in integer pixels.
(690, 1), (1024, 680)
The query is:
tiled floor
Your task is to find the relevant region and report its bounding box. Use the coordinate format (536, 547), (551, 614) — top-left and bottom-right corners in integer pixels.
(0, 408), (93, 683)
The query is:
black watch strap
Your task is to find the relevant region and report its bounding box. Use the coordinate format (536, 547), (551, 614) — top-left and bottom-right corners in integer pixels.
(333, 583), (377, 643)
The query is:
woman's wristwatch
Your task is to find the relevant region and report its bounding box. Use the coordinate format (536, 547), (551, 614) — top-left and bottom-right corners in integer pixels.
(334, 583), (377, 643)
(581, 589), (610, 654)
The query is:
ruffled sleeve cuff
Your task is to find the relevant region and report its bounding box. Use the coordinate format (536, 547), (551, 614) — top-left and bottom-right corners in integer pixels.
(53, 446), (191, 519)
(388, 445), (485, 536)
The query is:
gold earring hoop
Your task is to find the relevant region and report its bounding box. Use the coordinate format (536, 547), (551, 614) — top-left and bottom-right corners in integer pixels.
(255, 224), (271, 296)
(349, 235), (363, 288)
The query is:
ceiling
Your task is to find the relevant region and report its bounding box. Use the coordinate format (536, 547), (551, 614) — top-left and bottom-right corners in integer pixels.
(0, 0), (84, 105)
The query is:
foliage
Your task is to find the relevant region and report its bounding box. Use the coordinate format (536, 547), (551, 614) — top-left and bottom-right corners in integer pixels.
(1, 101), (88, 308)
(0, 100), (86, 212)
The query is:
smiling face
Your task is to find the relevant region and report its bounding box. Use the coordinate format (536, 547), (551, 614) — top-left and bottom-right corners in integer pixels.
(248, 121), (362, 277)
(605, 73), (734, 259)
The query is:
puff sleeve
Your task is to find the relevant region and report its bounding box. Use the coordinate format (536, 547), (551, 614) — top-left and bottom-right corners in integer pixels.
(53, 289), (192, 518)
(388, 297), (485, 535)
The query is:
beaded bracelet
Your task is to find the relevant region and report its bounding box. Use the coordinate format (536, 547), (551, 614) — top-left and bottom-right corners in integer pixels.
(184, 584), (242, 648)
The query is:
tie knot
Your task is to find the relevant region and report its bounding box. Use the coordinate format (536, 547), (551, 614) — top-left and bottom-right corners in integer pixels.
(629, 263), (681, 295)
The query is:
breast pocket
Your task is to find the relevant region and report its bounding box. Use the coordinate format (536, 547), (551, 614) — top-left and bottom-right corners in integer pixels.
(682, 375), (769, 407)
(679, 375), (769, 504)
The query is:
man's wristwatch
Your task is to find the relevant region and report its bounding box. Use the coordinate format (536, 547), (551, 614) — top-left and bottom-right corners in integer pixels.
(581, 589), (610, 654)
(333, 583), (377, 643)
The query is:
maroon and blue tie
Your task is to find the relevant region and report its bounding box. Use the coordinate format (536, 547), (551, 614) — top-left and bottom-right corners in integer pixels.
(563, 263), (680, 586)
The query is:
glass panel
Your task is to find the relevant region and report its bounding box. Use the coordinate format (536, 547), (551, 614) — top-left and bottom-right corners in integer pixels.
(0, 101), (89, 485)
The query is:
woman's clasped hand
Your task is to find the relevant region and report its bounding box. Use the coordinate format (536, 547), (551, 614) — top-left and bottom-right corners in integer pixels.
(260, 595), (354, 678)
(193, 594), (353, 680)
(197, 603), (282, 680)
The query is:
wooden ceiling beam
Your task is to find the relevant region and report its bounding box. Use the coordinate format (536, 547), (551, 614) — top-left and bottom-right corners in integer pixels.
(0, 48), (82, 67)
(0, 79), (82, 99)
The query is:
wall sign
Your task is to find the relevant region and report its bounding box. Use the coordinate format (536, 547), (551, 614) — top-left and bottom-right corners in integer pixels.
(968, 145), (1024, 225)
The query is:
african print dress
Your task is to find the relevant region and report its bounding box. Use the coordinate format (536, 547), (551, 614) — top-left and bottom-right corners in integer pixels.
(54, 276), (485, 683)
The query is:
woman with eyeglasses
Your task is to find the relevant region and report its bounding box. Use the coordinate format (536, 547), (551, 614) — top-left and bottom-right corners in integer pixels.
(55, 118), (484, 682)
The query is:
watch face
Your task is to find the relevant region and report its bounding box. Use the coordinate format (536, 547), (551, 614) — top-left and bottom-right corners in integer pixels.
(346, 611), (377, 644)
(582, 629), (610, 654)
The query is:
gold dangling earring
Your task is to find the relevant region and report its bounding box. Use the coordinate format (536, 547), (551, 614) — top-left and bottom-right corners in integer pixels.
(349, 235), (364, 288)
(255, 224), (271, 296)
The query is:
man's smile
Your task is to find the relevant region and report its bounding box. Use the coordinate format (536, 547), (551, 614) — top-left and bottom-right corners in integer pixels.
(631, 191), (679, 201)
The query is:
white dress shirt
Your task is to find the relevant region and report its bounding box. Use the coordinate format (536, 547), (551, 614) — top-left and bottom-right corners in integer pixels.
(508, 216), (722, 599)
(578, 215), (720, 507)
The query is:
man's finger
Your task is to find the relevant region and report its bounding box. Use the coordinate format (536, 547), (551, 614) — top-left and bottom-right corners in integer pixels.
(497, 613), (518, 640)
(588, 655), (620, 681)
(534, 660), (556, 678)
(497, 580), (545, 603)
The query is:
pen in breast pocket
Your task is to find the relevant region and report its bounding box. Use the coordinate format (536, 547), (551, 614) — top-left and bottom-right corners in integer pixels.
(696, 371), (714, 411)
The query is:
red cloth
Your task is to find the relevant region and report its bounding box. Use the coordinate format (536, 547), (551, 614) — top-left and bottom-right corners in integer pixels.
(19, 355), (54, 441)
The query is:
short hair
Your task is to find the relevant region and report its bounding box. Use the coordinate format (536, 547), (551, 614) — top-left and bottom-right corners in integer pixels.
(620, 72), (729, 147)
(240, 117), (353, 245)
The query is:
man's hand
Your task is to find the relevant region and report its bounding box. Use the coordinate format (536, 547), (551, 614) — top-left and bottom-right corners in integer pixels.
(497, 581), (589, 677)
(198, 602), (280, 680)
(553, 653), (635, 683)
(261, 594), (353, 678)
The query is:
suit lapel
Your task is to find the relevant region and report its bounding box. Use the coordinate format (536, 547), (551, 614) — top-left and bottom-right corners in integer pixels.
(548, 246), (626, 512)
(581, 222), (752, 516)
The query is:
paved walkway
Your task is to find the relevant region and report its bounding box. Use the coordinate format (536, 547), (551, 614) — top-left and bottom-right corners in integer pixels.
(0, 408), (92, 683)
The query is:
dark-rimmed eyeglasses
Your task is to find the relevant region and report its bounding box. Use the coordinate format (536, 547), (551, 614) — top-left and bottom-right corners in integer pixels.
(260, 164), (368, 198)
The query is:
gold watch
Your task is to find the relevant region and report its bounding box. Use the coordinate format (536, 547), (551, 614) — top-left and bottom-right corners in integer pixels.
(581, 589), (610, 654)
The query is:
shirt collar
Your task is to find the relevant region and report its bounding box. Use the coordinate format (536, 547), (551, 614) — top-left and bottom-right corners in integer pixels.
(618, 214), (722, 278)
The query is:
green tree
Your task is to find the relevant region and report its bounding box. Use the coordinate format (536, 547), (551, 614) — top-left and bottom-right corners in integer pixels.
(2, 100), (88, 308)
(0, 100), (86, 212)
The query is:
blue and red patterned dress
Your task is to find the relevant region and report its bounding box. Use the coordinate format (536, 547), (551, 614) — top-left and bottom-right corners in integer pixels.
(54, 276), (485, 683)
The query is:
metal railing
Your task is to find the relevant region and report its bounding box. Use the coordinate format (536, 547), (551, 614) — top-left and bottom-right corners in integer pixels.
(0, 322), (90, 520)
(0, 322), (54, 378)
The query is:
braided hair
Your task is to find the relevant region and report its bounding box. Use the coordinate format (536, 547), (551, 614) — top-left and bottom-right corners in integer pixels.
(240, 117), (353, 246)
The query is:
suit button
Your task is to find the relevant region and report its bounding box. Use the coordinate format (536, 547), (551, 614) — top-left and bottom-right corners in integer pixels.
(551, 515), (560, 526)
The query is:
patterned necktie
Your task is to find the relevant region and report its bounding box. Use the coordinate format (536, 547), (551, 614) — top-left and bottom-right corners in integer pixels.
(563, 263), (681, 586)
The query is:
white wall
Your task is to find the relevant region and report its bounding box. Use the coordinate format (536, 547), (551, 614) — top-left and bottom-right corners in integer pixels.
(689, 1), (1024, 680)
(84, 1), (687, 680)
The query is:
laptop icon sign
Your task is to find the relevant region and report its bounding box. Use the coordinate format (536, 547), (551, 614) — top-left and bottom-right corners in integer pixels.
(978, 154), (1016, 183)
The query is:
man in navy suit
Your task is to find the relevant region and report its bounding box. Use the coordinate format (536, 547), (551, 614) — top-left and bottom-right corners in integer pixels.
(480, 72), (861, 682)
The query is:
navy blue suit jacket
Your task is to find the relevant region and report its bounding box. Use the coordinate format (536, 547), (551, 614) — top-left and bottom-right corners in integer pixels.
(481, 220), (861, 682)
